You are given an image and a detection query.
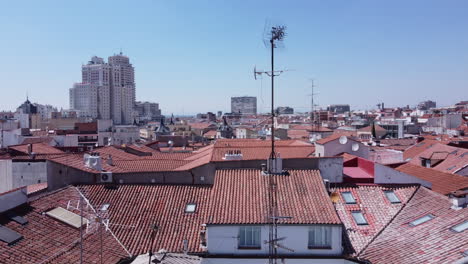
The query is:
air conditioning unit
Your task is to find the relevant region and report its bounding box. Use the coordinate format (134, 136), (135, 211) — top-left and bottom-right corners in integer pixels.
(99, 172), (113, 183)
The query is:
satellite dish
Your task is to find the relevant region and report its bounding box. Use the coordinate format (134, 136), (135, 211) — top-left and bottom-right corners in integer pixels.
(372, 142), (377, 146)
(339, 136), (348, 145)
(352, 143), (360, 151)
(168, 140), (174, 147)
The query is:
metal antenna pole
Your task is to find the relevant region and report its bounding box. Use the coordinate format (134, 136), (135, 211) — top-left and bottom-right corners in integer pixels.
(270, 38), (275, 159)
(80, 193), (83, 264)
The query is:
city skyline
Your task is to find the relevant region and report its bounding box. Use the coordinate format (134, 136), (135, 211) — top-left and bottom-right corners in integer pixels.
(1, 1), (468, 114)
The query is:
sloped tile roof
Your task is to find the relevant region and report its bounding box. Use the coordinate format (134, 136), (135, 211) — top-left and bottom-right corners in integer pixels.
(0, 187), (129, 263)
(334, 184), (418, 256)
(403, 139), (444, 160)
(8, 143), (64, 155)
(206, 169), (341, 225)
(396, 163), (468, 195)
(359, 187), (468, 264)
(408, 143), (468, 174)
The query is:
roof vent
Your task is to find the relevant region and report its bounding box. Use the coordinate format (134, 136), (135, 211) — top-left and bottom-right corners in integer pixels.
(223, 150), (243, 160)
(267, 154), (283, 174)
(84, 153), (102, 171)
(449, 190), (467, 210)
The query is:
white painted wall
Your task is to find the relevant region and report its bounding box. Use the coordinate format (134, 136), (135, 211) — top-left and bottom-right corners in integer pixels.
(206, 225), (342, 256)
(0, 159), (13, 193)
(200, 258), (357, 264)
(315, 139), (369, 159)
(374, 163), (431, 187)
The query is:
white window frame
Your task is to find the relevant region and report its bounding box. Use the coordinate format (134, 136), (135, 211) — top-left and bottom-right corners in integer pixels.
(238, 226), (261, 249)
(308, 225), (332, 249)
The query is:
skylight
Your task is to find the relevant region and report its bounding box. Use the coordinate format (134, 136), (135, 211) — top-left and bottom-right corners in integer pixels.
(185, 203), (196, 213)
(384, 190), (401, 203)
(342, 192), (356, 204)
(451, 221), (468, 233)
(409, 214), (434, 227)
(100, 203), (110, 211)
(351, 211), (368, 225)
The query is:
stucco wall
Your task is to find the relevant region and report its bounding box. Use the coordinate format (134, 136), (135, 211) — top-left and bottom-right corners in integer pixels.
(12, 161), (47, 187)
(206, 224), (342, 256)
(0, 159), (13, 193)
(374, 163), (431, 187)
(200, 258), (356, 264)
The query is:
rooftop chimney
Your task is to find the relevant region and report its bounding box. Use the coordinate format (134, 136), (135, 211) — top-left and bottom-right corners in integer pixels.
(449, 190), (467, 210)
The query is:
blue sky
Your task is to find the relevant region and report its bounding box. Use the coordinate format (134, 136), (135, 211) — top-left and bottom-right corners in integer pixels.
(0, 0), (467, 114)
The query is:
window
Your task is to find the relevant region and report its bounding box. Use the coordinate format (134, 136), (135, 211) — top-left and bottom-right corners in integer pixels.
(409, 214), (435, 226)
(351, 211), (368, 225)
(342, 192), (356, 204)
(308, 225), (332, 249)
(451, 221), (468, 233)
(185, 203), (196, 213)
(238, 226), (261, 249)
(384, 190), (401, 203)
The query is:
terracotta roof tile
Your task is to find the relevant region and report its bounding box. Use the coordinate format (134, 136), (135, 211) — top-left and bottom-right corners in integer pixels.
(334, 184), (418, 255)
(207, 169), (341, 225)
(396, 163), (468, 195)
(8, 143), (64, 155)
(360, 187), (468, 263)
(0, 187), (129, 263)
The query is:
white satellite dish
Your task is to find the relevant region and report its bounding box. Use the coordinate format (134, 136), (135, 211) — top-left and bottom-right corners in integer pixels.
(352, 143), (360, 151)
(168, 140), (174, 147)
(372, 142), (377, 146)
(339, 136), (348, 145)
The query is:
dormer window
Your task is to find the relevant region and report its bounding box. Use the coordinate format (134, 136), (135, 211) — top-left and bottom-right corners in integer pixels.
(185, 203), (196, 213)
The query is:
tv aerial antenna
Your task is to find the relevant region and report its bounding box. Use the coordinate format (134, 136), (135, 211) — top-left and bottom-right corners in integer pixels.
(254, 21), (292, 264)
(68, 187), (132, 264)
(308, 79), (319, 129)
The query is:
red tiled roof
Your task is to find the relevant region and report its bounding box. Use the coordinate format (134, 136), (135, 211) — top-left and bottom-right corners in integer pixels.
(21, 137), (55, 145)
(408, 143), (468, 174)
(360, 187), (468, 263)
(0, 187), (129, 263)
(207, 169), (341, 225)
(189, 122), (215, 129)
(315, 134), (357, 145)
(287, 129), (310, 139)
(8, 143), (64, 155)
(334, 184), (418, 255)
(403, 139), (443, 160)
(396, 163), (468, 195)
(210, 139), (314, 161)
(358, 124), (386, 132)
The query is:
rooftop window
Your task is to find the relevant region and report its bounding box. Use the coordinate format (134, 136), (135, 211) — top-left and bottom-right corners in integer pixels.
(185, 203), (196, 213)
(342, 192), (356, 204)
(409, 214), (435, 227)
(451, 221), (468, 233)
(351, 211), (368, 225)
(384, 190), (401, 203)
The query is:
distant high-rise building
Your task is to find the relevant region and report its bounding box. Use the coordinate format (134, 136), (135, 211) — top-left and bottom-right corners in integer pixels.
(135, 101), (162, 122)
(327, 104), (350, 114)
(276, 106), (294, 115)
(69, 53), (135, 125)
(417, 100), (436, 110)
(231, 96), (257, 115)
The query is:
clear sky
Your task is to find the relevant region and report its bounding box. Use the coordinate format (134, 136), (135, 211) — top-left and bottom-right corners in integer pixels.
(1, 0), (467, 115)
